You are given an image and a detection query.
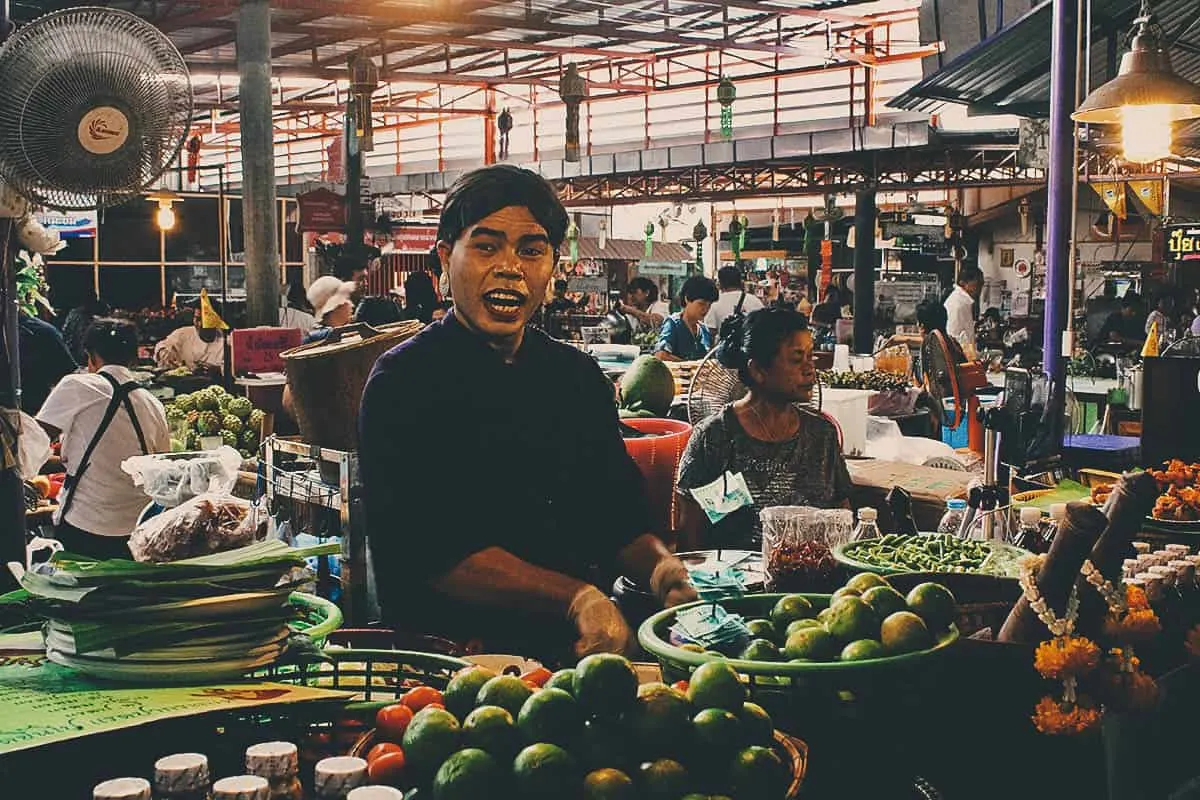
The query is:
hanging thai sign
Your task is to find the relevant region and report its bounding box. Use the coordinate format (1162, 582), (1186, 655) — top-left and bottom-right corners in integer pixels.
(35, 210), (97, 238)
(1165, 224), (1200, 262)
(639, 261), (689, 277)
(297, 187), (347, 232)
(389, 225), (438, 253)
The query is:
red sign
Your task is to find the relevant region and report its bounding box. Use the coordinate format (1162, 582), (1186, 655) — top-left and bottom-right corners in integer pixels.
(231, 327), (303, 375)
(297, 188), (347, 232)
(390, 224), (438, 253)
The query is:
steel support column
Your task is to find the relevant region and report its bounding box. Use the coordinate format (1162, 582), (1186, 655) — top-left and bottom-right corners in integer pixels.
(1042, 0), (1078, 445)
(237, 0), (280, 325)
(853, 187), (877, 354)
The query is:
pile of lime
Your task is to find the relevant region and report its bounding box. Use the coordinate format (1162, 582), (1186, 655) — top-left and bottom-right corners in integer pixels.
(369, 654), (793, 800)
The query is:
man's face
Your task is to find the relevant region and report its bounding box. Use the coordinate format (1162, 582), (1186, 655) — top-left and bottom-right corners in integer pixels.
(438, 206), (555, 344)
(629, 287), (649, 309)
(752, 330), (816, 403)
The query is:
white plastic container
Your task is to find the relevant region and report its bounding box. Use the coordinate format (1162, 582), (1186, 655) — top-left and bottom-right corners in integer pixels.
(821, 388), (873, 457)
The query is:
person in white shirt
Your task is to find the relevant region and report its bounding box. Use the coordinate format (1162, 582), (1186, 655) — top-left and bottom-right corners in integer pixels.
(1145, 293), (1174, 336)
(944, 266), (983, 358)
(705, 266), (764, 338)
(37, 318), (170, 559)
(154, 304), (225, 374)
(279, 281), (318, 332)
(619, 276), (671, 333)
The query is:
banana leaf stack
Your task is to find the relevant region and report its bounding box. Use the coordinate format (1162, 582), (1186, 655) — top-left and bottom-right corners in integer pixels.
(0, 540), (338, 683)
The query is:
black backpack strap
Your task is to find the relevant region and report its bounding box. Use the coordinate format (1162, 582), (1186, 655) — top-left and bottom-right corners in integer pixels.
(734, 290), (747, 316)
(58, 372), (149, 521)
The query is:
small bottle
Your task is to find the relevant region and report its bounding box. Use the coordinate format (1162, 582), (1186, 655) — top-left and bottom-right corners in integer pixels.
(245, 742), (302, 800)
(1012, 507), (1044, 553)
(1132, 541), (1153, 555)
(1136, 572), (1164, 603)
(852, 507), (880, 541)
(1165, 544), (1191, 558)
(212, 777), (270, 800)
(95, 778), (152, 800)
(154, 753), (211, 800)
(1044, 504), (1067, 548)
(314, 757), (369, 800)
(938, 499), (967, 535)
(1122, 558), (1141, 580)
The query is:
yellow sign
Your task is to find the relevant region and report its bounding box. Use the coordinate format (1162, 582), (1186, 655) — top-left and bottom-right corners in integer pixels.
(1165, 225), (1200, 262)
(1092, 182), (1127, 221)
(1128, 179), (1164, 217)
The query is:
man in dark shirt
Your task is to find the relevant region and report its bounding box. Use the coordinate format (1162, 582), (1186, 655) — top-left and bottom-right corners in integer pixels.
(1098, 292), (1145, 352)
(19, 312), (77, 413)
(360, 165), (695, 659)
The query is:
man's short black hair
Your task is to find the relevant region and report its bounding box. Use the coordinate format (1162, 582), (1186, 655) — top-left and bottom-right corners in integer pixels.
(437, 165), (569, 250)
(628, 277), (659, 303)
(334, 252), (367, 280)
(84, 317), (139, 366)
(916, 299), (948, 333)
(957, 266), (983, 286)
(1122, 291), (1141, 308)
(680, 275), (719, 304)
(717, 266), (744, 290)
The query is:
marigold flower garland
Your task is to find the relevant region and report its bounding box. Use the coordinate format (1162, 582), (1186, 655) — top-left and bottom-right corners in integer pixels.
(1080, 559), (1160, 712)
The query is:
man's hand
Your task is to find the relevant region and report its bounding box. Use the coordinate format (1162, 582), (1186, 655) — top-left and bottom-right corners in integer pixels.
(650, 557), (697, 608)
(568, 585), (632, 657)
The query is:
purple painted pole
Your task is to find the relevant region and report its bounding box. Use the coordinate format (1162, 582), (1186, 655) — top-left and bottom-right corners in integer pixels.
(1042, 0), (1079, 445)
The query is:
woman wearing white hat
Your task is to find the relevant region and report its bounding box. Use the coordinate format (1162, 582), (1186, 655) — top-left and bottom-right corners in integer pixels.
(303, 276), (357, 344)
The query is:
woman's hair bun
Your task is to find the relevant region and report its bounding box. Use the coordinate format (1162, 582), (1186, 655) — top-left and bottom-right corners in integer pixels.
(715, 316), (747, 369)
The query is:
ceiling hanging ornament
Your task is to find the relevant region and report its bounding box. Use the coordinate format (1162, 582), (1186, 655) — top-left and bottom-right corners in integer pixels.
(739, 213), (750, 253)
(559, 64), (588, 162)
(717, 76), (736, 139)
(186, 134), (202, 186)
(349, 56), (379, 153)
(644, 219), (656, 260)
(771, 208), (781, 242)
(565, 216), (580, 264)
(598, 217), (608, 250)
(693, 219), (708, 269)
(789, 208), (797, 229)
(497, 108), (513, 161)
(729, 214), (743, 260)
(1018, 196), (1031, 236)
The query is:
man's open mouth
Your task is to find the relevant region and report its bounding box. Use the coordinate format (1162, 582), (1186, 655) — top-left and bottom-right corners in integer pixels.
(482, 289), (526, 314)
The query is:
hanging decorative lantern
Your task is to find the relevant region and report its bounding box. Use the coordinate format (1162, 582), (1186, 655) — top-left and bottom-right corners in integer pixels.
(497, 108), (513, 160)
(717, 76), (736, 138)
(349, 56), (380, 152)
(598, 217), (608, 250)
(739, 214), (749, 253)
(771, 209), (780, 242)
(185, 135), (202, 185)
(559, 63), (588, 162)
(789, 208), (797, 229)
(644, 220), (656, 259)
(565, 217), (580, 264)
(729, 215), (743, 259)
(1018, 196), (1031, 236)
(693, 219), (707, 269)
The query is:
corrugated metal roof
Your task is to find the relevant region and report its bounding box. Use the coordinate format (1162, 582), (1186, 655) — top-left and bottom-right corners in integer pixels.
(576, 237), (692, 262)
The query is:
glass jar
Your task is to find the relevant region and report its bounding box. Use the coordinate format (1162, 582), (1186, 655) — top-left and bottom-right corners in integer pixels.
(314, 757), (369, 800)
(851, 507), (880, 541)
(153, 753), (211, 800)
(938, 498), (968, 535)
(1012, 507), (1044, 553)
(95, 777), (151, 800)
(211, 777), (269, 800)
(245, 742), (302, 800)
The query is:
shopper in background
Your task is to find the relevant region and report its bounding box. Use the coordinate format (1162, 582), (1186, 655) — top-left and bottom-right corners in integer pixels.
(1145, 292), (1175, 337)
(676, 308), (851, 550)
(333, 250), (371, 302)
(1099, 292), (1146, 351)
(19, 310), (78, 414)
(355, 295), (404, 327)
(402, 270), (439, 324)
(279, 282), (317, 332)
(944, 266), (983, 358)
(37, 318), (170, 559)
(360, 164), (695, 659)
(619, 276), (670, 333)
(153, 302), (225, 374)
(303, 276), (356, 344)
(62, 293), (109, 363)
(705, 265), (763, 339)
(654, 275), (719, 362)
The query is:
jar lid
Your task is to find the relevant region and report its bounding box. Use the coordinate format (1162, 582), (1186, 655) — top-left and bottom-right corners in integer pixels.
(153, 753), (210, 794)
(245, 741), (299, 779)
(1132, 541), (1152, 554)
(314, 756), (368, 797)
(347, 787), (406, 800)
(947, 499), (967, 510)
(1166, 544), (1192, 555)
(1048, 503), (1068, 520)
(212, 775), (270, 800)
(1019, 507), (1042, 526)
(94, 777), (152, 800)
(857, 507), (877, 522)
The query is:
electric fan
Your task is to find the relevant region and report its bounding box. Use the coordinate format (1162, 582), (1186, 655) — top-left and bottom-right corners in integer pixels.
(686, 347), (824, 425)
(922, 333), (965, 430)
(0, 7), (192, 211)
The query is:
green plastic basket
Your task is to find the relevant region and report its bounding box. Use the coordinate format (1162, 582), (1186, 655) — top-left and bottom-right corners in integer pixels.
(287, 591), (342, 647)
(265, 647), (471, 702)
(833, 536), (1030, 579)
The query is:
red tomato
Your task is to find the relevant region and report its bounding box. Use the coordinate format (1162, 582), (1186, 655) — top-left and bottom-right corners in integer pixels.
(672, 680), (689, 694)
(367, 751), (406, 787)
(520, 667), (553, 688)
(367, 742), (403, 764)
(401, 686), (444, 712)
(375, 703), (415, 742)
(424, 702), (445, 710)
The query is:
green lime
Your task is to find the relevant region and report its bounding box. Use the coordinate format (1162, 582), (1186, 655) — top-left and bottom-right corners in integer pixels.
(544, 668), (577, 695)
(880, 610), (934, 654)
(738, 702), (774, 747)
(906, 582), (957, 632)
(631, 684), (693, 760)
(476, 675), (534, 720)
(738, 638), (781, 662)
(860, 585), (908, 621)
(432, 747), (503, 800)
(840, 639), (887, 661)
(512, 743), (579, 799)
(745, 619), (776, 640)
(728, 745), (789, 800)
(686, 661), (746, 713)
(824, 596), (880, 643)
(583, 767), (636, 800)
(575, 653), (639, 719)
(444, 665), (498, 720)
(462, 705), (520, 759)
(845, 572), (890, 594)
(638, 758), (690, 799)
(769, 594), (814, 629)
(692, 708), (743, 760)
(785, 618), (821, 637)
(782, 626), (838, 661)
(518, 687), (582, 748)
(402, 706), (462, 780)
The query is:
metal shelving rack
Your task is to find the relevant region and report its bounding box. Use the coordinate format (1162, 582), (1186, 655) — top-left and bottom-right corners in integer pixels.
(262, 435), (374, 625)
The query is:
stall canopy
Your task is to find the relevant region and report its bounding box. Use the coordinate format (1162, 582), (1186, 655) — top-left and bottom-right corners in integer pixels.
(890, 0), (1200, 156)
(573, 239), (692, 263)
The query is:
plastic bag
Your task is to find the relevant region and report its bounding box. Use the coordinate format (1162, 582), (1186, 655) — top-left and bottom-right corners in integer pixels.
(128, 492), (264, 563)
(867, 387), (920, 417)
(12, 410), (50, 480)
(760, 506), (853, 592)
(122, 446), (242, 509)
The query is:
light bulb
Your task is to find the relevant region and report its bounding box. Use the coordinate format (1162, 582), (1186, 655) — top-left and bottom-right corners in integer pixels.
(1121, 104), (1173, 162)
(156, 204), (176, 230)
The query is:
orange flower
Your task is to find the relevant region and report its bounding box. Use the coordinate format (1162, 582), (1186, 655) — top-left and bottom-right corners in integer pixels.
(1126, 584), (1150, 611)
(1126, 671), (1159, 711)
(1032, 696), (1103, 735)
(1109, 608), (1162, 642)
(1034, 636), (1101, 680)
